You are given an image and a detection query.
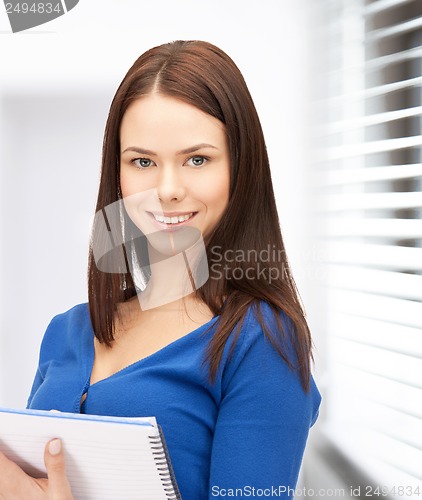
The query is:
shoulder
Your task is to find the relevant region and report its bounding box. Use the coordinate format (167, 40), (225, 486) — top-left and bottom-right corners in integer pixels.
(228, 300), (297, 365)
(38, 302), (92, 363)
(220, 300), (295, 382)
(220, 299), (322, 426)
(246, 299), (294, 332)
(48, 302), (89, 322)
(42, 302), (90, 338)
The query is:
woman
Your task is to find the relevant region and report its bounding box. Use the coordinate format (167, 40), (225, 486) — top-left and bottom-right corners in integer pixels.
(1, 40), (322, 499)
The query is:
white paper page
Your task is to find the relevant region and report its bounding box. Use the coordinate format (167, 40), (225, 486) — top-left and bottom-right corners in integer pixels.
(0, 409), (174, 500)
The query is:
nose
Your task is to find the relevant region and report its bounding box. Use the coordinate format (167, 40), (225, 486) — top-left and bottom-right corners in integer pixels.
(156, 165), (186, 204)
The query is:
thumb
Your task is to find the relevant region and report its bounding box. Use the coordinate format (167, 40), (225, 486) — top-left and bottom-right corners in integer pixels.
(44, 438), (74, 499)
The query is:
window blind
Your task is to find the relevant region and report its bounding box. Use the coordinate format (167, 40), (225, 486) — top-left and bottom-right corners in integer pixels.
(312, 0), (422, 495)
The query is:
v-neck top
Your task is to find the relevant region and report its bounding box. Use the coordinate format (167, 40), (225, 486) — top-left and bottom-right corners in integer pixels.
(27, 300), (322, 500)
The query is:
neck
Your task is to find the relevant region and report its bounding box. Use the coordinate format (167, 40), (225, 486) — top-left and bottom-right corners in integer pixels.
(135, 237), (207, 311)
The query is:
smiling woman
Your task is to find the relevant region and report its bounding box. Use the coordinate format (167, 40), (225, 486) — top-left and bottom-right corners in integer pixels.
(2, 40), (323, 500)
(119, 94), (230, 241)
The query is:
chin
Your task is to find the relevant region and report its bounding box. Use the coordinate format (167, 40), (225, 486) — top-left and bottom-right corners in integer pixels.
(146, 226), (204, 257)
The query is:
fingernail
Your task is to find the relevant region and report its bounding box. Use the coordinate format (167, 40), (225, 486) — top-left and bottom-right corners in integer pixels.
(49, 438), (62, 455)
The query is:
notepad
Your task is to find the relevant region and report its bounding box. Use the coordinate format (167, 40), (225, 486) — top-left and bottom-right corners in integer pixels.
(0, 407), (181, 500)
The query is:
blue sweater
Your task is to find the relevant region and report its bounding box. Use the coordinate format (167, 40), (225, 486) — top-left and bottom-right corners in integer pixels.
(27, 301), (322, 499)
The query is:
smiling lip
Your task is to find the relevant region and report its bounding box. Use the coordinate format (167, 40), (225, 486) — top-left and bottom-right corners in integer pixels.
(147, 211), (198, 228)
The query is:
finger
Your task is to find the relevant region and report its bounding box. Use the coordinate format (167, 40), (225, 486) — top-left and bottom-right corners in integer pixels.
(0, 451), (34, 496)
(0, 450), (22, 488)
(44, 439), (73, 499)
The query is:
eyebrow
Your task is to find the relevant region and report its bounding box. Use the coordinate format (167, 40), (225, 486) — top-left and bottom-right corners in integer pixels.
(121, 143), (219, 156)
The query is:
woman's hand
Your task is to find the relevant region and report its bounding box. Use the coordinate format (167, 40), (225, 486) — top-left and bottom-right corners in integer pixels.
(0, 438), (74, 499)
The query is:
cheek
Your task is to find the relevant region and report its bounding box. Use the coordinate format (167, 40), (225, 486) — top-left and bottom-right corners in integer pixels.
(119, 169), (133, 198)
(120, 169), (155, 199)
(207, 186), (229, 215)
(207, 178), (230, 216)
(191, 169), (230, 214)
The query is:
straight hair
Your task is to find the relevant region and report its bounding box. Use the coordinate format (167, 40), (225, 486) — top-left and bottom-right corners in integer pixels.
(87, 40), (314, 392)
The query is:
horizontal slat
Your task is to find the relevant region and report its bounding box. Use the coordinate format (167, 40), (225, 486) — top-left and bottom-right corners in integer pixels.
(334, 396), (422, 450)
(330, 337), (422, 388)
(326, 420), (422, 486)
(329, 364), (422, 419)
(366, 46), (422, 71)
(320, 192), (422, 211)
(332, 426), (422, 480)
(330, 312), (422, 358)
(321, 242), (422, 269)
(322, 217), (422, 238)
(316, 135), (422, 161)
(364, 0), (415, 16)
(327, 47), (422, 78)
(316, 164), (422, 185)
(322, 424), (422, 496)
(327, 289), (422, 328)
(325, 264), (422, 301)
(320, 106), (422, 135)
(366, 16), (422, 42)
(323, 76), (422, 105)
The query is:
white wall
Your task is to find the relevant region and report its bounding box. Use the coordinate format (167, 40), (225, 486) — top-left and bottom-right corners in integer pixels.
(0, 0), (312, 410)
(0, 92), (105, 405)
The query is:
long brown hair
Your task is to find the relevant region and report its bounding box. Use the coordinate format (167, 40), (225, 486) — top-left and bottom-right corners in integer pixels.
(88, 40), (314, 392)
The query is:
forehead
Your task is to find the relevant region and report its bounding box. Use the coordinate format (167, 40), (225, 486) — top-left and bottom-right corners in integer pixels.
(119, 94), (226, 150)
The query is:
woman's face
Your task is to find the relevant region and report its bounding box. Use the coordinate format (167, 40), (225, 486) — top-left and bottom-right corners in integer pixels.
(119, 94), (230, 252)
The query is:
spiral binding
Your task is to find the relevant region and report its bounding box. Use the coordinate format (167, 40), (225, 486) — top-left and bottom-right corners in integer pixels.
(148, 425), (182, 499)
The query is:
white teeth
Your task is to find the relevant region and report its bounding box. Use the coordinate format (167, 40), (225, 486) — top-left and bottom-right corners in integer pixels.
(152, 212), (194, 224)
